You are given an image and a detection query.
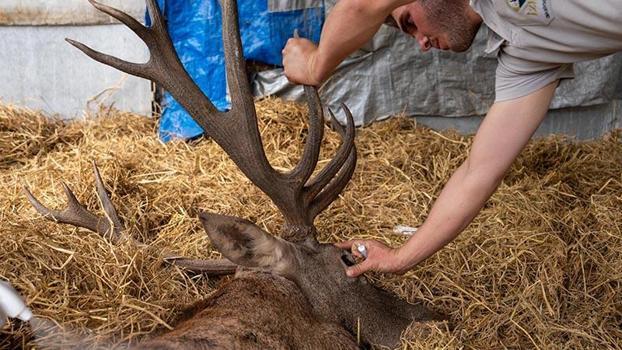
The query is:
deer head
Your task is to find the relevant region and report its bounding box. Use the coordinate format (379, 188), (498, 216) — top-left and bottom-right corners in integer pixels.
(25, 0), (447, 347)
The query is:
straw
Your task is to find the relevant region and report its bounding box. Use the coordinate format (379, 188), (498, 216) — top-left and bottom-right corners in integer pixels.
(0, 99), (620, 349)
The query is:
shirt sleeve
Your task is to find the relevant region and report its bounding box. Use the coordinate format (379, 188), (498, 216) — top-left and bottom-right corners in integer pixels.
(495, 53), (574, 102)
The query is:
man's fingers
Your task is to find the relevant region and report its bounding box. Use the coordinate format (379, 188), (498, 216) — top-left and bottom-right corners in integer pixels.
(346, 259), (371, 277)
(335, 240), (370, 259)
(334, 240), (357, 249)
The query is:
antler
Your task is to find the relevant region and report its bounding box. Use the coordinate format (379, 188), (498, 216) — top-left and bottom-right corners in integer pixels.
(24, 162), (238, 276)
(23, 161), (124, 242)
(67, 0), (357, 241)
(164, 257), (238, 276)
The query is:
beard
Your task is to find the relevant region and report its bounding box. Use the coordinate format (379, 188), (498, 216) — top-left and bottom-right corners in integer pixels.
(445, 15), (481, 52)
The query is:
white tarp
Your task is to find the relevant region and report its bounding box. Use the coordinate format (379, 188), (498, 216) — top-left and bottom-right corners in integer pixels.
(0, 25), (152, 118)
(0, 0), (145, 25)
(0, 1), (151, 117)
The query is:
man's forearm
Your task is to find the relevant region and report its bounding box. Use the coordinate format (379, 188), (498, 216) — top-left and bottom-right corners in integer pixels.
(312, 0), (412, 82)
(396, 82), (559, 269)
(397, 159), (502, 269)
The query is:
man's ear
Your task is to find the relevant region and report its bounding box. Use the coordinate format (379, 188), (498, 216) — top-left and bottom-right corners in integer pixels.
(198, 212), (298, 276)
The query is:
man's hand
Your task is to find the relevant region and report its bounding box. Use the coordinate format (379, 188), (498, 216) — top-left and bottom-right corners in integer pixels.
(281, 0), (411, 86)
(335, 240), (409, 277)
(282, 38), (322, 86)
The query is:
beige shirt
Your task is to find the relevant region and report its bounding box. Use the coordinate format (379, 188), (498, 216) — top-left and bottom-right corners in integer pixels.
(470, 0), (622, 101)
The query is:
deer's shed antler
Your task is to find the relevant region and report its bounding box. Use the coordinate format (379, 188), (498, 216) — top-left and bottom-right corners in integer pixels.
(23, 161), (124, 242)
(24, 162), (238, 276)
(66, 0), (357, 241)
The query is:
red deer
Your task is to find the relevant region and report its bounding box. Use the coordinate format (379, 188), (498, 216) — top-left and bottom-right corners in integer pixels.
(24, 0), (447, 348)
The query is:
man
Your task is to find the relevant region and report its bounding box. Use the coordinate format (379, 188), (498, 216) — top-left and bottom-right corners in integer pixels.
(281, 0), (622, 277)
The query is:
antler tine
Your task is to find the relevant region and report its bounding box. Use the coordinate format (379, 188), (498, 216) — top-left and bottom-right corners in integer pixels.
(23, 186), (63, 221)
(68, 1), (220, 118)
(92, 161), (124, 234)
(304, 104), (356, 200)
(328, 104), (352, 137)
(309, 149), (357, 220)
(145, 0), (167, 31)
(221, 0), (255, 111)
(23, 183), (120, 241)
(216, 0), (283, 189)
(66, 38), (153, 81)
(66, 0), (153, 81)
(287, 86), (325, 187)
(89, 0), (150, 39)
(164, 257), (237, 276)
(307, 106), (357, 219)
(213, 0), (276, 180)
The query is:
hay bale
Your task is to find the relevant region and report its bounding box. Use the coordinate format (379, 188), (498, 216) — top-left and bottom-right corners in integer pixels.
(0, 99), (620, 349)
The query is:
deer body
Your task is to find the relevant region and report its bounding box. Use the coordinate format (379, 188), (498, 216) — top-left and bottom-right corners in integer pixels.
(137, 273), (358, 350)
(24, 0), (448, 348)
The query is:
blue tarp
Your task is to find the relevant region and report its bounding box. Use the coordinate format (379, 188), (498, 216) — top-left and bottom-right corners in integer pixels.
(153, 0), (324, 141)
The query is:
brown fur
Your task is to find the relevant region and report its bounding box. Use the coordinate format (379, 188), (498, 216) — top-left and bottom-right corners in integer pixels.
(151, 212), (447, 348)
(136, 273), (359, 350)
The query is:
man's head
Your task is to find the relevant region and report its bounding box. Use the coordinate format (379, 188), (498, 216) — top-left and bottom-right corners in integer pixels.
(390, 0), (482, 52)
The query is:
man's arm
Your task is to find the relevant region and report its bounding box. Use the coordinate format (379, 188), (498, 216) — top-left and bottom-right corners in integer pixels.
(337, 81), (558, 277)
(282, 0), (412, 85)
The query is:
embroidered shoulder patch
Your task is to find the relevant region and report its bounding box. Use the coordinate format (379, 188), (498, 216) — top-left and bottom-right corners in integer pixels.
(506, 0), (553, 21)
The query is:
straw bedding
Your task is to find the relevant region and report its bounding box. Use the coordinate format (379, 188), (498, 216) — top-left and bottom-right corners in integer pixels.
(0, 99), (620, 349)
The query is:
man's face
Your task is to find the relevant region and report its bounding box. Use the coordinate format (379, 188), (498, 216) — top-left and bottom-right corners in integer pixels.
(391, 2), (479, 53)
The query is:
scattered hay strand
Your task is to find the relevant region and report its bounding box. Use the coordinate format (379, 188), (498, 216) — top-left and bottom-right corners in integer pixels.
(0, 98), (621, 349)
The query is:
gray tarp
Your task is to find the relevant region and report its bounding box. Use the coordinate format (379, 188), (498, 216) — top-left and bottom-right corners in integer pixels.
(253, 2), (622, 126)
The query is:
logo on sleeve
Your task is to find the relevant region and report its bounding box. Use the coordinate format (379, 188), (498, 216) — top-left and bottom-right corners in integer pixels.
(506, 0), (552, 20)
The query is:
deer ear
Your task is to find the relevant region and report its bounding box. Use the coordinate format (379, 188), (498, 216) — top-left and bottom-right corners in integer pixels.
(198, 212), (297, 275)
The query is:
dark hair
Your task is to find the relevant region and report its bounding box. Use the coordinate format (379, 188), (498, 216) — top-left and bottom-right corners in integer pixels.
(421, 0), (478, 52)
